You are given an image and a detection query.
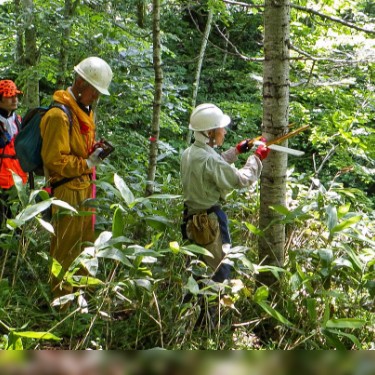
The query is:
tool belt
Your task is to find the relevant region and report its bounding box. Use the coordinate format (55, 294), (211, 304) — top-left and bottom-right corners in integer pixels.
(185, 206), (220, 246)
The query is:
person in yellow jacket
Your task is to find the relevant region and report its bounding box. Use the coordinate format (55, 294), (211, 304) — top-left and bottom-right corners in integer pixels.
(0, 80), (28, 228)
(40, 56), (113, 300)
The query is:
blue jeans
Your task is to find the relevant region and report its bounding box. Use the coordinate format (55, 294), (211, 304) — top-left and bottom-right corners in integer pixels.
(209, 207), (232, 282)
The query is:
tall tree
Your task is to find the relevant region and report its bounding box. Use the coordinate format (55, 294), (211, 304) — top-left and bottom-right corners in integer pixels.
(21, 0), (39, 107)
(137, 0), (146, 28)
(258, 0), (290, 287)
(146, 0), (163, 196)
(14, 0), (24, 66)
(57, 0), (79, 88)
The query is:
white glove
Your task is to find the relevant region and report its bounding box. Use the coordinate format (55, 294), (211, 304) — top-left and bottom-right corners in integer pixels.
(86, 148), (103, 168)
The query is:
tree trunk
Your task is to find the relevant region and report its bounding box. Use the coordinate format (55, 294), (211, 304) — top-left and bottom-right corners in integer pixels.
(137, 0), (146, 28)
(21, 0), (39, 108)
(58, 0), (79, 88)
(257, 0), (290, 287)
(14, 0), (24, 65)
(185, 9), (213, 145)
(145, 0), (163, 196)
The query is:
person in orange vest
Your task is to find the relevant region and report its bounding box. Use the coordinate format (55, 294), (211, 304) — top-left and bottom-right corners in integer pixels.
(0, 80), (28, 228)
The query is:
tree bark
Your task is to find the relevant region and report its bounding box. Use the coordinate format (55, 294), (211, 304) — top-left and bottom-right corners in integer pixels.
(58, 0), (79, 88)
(257, 0), (290, 287)
(21, 0), (39, 108)
(137, 0), (146, 28)
(145, 0), (163, 196)
(14, 0), (24, 65)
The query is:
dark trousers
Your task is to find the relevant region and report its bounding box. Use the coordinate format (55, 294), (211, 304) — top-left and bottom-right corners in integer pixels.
(210, 207), (232, 282)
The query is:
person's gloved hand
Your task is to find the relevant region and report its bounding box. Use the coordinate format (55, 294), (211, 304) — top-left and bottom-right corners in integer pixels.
(254, 137), (270, 160)
(236, 139), (252, 154)
(86, 147), (103, 168)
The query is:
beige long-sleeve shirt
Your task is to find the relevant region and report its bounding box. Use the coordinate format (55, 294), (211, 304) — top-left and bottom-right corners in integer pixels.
(181, 137), (262, 213)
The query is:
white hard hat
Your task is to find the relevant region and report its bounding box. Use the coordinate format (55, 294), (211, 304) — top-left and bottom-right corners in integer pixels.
(189, 103), (231, 131)
(74, 56), (113, 95)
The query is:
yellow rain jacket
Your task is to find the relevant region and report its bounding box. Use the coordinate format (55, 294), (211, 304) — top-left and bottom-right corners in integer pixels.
(40, 89), (96, 296)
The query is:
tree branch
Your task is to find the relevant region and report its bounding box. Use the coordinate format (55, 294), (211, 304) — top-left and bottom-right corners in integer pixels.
(291, 4), (375, 35)
(288, 41), (375, 64)
(214, 24), (263, 62)
(222, 0), (375, 35)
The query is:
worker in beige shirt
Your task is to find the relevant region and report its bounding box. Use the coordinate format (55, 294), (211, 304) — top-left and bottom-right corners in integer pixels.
(181, 103), (270, 282)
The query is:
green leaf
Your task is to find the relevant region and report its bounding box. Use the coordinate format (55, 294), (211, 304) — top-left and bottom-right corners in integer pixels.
(16, 200), (52, 222)
(181, 244), (214, 258)
(322, 329), (346, 350)
(12, 170), (28, 207)
(325, 318), (366, 329)
(67, 275), (103, 287)
(270, 204), (290, 216)
(94, 231), (112, 247)
(341, 244), (363, 272)
(112, 207), (124, 240)
(185, 276), (199, 295)
(257, 301), (293, 327)
(144, 215), (173, 229)
(13, 331), (61, 341)
(254, 286), (269, 302)
(7, 333), (23, 350)
(238, 256), (254, 271)
(125, 245), (163, 257)
(346, 232), (375, 248)
(36, 217), (55, 233)
(52, 200), (78, 213)
(114, 173), (135, 206)
(169, 241), (180, 254)
(134, 279), (152, 291)
(333, 257), (354, 270)
(331, 330), (362, 349)
(96, 248), (133, 267)
(337, 203), (351, 218)
(306, 298), (317, 321)
(255, 265), (287, 280)
(326, 205), (338, 232)
(318, 249), (333, 265)
(50, 258), (64, 281)
(244, 222), (264, 236)
(330, 215), (361, 234)
(51, 293), (75, 307)
(144, 194), (181, 200)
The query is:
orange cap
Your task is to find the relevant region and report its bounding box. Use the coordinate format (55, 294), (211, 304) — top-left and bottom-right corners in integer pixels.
(0, 80), (22, 97)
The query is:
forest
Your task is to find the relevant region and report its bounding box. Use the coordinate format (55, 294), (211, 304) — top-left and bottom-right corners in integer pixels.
(0, 0), (374, 350)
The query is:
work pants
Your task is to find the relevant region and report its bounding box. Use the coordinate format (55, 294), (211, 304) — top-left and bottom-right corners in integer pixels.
(50, 184), (95, 298)
(183, 206), (232, 282)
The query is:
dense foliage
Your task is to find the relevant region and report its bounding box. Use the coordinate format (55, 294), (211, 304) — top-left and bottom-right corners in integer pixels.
(0, 0), (374, 349)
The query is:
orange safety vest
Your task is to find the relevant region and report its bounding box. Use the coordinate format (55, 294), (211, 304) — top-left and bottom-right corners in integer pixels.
(0, 115), (28, 189)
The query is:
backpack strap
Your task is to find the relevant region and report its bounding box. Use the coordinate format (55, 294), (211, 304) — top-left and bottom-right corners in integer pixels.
(49, 103), (73, 133)
(15, 114), (22, 131)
